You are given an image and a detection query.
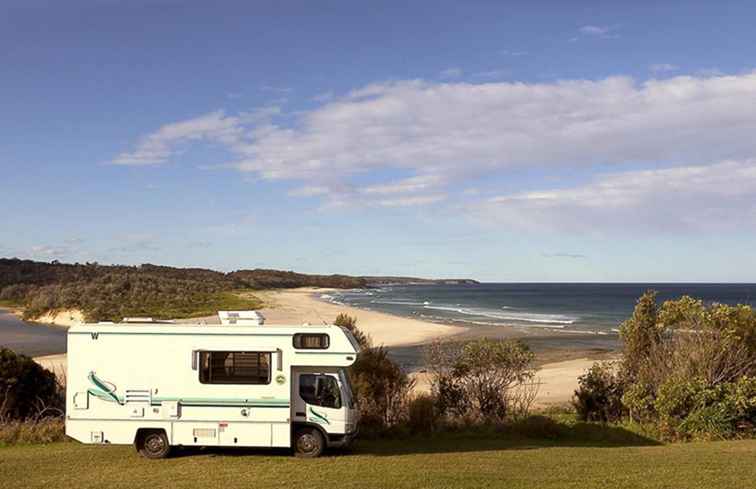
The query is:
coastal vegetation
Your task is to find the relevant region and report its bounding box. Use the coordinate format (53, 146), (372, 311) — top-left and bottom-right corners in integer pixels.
(0, 258), (367, 322)
(0, 348), (63, 421)
(574, 291), (756, 440)
(0, 348), (65, 445)
(338, 314), (539, 434)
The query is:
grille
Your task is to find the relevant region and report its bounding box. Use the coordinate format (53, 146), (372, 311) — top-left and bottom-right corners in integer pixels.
(192, 428), (217, 438)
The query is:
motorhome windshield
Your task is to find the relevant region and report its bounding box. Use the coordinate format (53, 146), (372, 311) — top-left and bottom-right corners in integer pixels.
(339, 326), (362, 352)
(338, 368), (355, 409)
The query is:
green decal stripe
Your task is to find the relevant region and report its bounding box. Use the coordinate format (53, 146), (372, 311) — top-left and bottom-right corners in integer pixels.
(309, 407), (330, 425)
(87, 388), (123, 403)
(150, 397), (288, 408)
(87, 372), (122, 404)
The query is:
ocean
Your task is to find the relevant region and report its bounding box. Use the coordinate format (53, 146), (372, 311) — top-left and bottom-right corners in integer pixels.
(324, 283), (756, 334)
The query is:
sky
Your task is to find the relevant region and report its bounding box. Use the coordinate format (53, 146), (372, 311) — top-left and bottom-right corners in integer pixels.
(2, 0), (756, 282)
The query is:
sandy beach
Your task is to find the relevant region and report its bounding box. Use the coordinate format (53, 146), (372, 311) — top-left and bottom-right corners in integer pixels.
(255, 288), (465, 347)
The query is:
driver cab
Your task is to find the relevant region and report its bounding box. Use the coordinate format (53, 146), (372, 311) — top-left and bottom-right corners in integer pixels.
(292, 368), (358, 452)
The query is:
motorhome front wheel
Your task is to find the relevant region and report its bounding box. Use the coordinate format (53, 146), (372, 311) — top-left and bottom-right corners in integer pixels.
(294, 427), (325, 458)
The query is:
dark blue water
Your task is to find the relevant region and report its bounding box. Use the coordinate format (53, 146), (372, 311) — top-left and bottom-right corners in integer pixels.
(325, 283), (756, 334)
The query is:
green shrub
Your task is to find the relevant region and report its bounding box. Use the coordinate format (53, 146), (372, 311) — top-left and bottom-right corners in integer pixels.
(619, 290), (663, 383)
(425, 338), (535, 422)
(654, 377), (756, 440)
(339, 315), (414, 431)
(0, 348), (63, 421)
(573, 362), (625, 422)
(614, 291), (756, 439)
(334, 313), (370, 349)
(350, 346), (415, 430)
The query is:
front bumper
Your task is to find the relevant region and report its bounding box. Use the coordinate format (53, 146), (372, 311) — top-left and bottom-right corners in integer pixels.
(327, 428), (359, 448)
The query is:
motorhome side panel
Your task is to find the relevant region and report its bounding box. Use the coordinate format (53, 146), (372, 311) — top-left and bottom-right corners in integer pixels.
(66, 327), (293, 448)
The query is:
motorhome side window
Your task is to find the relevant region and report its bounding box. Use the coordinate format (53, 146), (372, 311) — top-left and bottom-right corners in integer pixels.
(299, 374), (341, 409)
(293, 333), (329, 349)
(198, 351), (271, 384)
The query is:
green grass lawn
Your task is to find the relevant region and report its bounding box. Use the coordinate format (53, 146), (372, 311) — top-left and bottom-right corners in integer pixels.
(3, 433), (755, 489)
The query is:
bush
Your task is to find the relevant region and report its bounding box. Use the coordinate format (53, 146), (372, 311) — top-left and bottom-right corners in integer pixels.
(573, 362), (625, 422)
(350, 346), (415, 431)
(654, 376), (756, 440)
(0, 348), (63, 421)
(334, 313), (371, 349)
(612, 291), (756, 438)
(407, 394), (438, 434)
(338, 315), (414, 432)
(425, 338), (536, 422)
(0, 418), (66, 445)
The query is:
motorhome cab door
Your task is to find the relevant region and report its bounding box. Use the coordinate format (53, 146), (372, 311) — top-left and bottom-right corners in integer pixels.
(292, 371), (346, 432)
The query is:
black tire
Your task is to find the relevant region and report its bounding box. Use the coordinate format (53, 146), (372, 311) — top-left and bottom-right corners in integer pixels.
(294, 427), (325, 458)
(136, 430), (171, 459)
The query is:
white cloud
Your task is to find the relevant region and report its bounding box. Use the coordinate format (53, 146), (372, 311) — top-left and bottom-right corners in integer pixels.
(649, 63), (679, 74)
(579, 25), (610, 35)
(375, 194), (447, 207)
(500, 50), (527, 56)
(288, 185), (331, 197)
(235, 72), (756, 183)
(472, 69), (509, 79)
(542, 252), (587, 259)
(362, 175), (446, 195)
(111, 108), (279, 166)
(474, 160), (756, 233)
(114, 71), (756, 217)
(29, 246), (69, 258)
(440, 67), (463, 79)
(697, 68), (725, 77)
(11, 242), (85, 261)
(578, 25), (619, 39)
(259, 85), (292, 93)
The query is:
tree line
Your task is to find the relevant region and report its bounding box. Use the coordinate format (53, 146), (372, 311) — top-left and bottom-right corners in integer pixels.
(0, 258), (367, 321)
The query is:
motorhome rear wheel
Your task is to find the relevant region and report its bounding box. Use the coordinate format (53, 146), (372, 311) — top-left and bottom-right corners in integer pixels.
(136, 430), (171, 459)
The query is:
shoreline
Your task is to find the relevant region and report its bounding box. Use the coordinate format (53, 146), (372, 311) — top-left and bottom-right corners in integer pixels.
(308, 289), (619, 360)
(0, 306), (81, 329)
(256, 287), (465, 347)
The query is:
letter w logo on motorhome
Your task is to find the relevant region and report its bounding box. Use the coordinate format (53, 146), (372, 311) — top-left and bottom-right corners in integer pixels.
(90, 333), (99, 339)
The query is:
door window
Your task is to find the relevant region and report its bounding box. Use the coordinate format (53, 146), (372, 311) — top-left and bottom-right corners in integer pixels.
(299, 374), (342, 409)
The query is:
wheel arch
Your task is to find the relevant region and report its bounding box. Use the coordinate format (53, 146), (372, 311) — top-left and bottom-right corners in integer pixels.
(133, 427), (168, 448)
(292, 422), (328, 444)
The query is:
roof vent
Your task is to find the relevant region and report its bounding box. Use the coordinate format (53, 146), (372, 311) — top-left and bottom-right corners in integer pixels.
(218, 311), (265, 326)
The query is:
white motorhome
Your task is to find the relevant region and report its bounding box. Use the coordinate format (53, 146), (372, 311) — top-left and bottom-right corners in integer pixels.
(65, 313), (361, 458)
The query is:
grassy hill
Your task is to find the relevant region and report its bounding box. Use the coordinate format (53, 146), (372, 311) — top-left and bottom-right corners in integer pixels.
(2, 434), (754, 489)
(0, 259), (368, 322)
